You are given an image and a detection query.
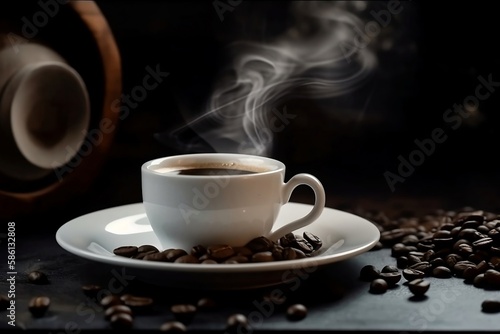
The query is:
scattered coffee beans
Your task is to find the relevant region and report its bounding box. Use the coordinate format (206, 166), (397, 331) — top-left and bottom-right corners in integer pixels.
(160, 320), (187, 332)
(113, 245), (138, 257)
(110, 312), (133, 329)
(104, 305), (133, 320)
(28, 270), (49, 284)
(81, 284), (103, 299)
(359, 265), (380, 282)
(120, 294), (153, 311)
(481, 300), (500, 313)
(171, 304), (197, 324)
(197, 297), (217, 310)
(100, 295), (122, 309)
(369, 278), (388, 294)
(113, 232), (323, 264)
(408, 279), (430, 296)
(28, 296), (50, 317)
(286, 303), (308, 321)
(226, 313), (249, 334)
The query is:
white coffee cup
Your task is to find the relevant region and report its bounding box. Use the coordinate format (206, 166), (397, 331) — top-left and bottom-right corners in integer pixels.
(141, 153), (326, 250)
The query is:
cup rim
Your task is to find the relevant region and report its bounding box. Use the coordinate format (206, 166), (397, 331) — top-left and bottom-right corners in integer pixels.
(141, 153), (285, 177)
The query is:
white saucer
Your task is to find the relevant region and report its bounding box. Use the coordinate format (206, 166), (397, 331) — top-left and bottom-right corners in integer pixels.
(55, 202), (380, 290)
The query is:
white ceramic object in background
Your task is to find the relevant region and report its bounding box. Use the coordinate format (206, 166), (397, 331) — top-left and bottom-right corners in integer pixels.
(0, 42), (90, 181)
(55, 202), (380, 289)
(141, 153), (326, 250)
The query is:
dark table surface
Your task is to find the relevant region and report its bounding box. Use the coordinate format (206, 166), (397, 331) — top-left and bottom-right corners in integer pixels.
(2, 209), (500, 334)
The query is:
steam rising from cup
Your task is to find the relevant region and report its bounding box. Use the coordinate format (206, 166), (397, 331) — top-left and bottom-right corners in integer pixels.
(166, 1), (377, 156)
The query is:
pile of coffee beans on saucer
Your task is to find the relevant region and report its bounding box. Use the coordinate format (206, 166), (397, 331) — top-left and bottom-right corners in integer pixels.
(112, 232), (323, 264)
(358, 206), (500, 311)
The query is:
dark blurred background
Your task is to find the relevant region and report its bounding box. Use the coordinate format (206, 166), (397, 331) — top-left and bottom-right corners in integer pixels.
(3, 0), (500, 227)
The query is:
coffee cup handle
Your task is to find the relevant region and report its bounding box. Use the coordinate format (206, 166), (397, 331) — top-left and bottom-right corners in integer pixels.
(267, 173), (326, 241)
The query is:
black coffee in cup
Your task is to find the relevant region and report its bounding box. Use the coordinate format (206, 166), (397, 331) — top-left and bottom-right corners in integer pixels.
(153, 163), (269, 176)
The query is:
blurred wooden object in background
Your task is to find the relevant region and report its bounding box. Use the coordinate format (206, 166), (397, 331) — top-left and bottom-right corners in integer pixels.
(0, 1), (121, 220)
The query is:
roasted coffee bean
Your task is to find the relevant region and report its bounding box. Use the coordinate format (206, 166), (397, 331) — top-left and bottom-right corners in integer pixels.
(477, 225), (490, 234)
(397, 256), (408, 269)
(457, 243), (474, 257)
(207, 245), (235, 260)
(381, 265), (399, 273)
(488, 228), (500, 241)
(429, 257), (446, 268)
(433, 230), (451, 239)
(201, 259), (218, 264)
(120, 294), (153, 310)
(190, 245), (207, 258)
(379, 272), (401, 286)
(283, 247), (299, 260)
(474, 273), (486, 288)
(197, 297), (217, 309)
(291, 247), (307, 259)
(245, 236), (274, 252)
(408, 261), (432, 274)
(391, 243), (410, 257)
(472, 237), (494, 250)
(0, 295), (9, 311)
(271, 245), (284, 261)
(292, 237), (314, 254)
(279, 233), (297, 248)
(432, 266), (452, 278)
(445, 254), (463, 268)
(100, 295), (122, 309)
(407, 254), (422, 266)
(457, 229), (479, 241)
(380, 228), (414, 245)
(464, 260), (489, 280)
(160, 321), (187, 332)
(171, 304), (197, 324)
(286, 303), (308, 321)
(481, 300), (500, 313)
(484, 269), (500, 287)
(252, 251), (274, 262)
(434, 237), (454, 249)
(453, 261), (477, 277)
(110, 312), (133, 329)
(165, 249), (188, 262)
(369, 278), (388, 294)
(28, 270), (49, 284)
(402, 234), (419, 246)
(408, 279), (430, 296)
(224, 255), (249, 264)
(81, 284), (102, 299)
(416, 242), (434, 252)
(113, 246), (138, 258)
(28, 296), (50, 317)
(134, 250), (159, 259)
(422, 250), (436, 262)
(402, 268), (425, 281)
(104, 304), (133, 320)
(143, 252), (168, 261)
(359, 265), (380, 282)
(463, 267), (480, 281)
(303, 232), (322, 250)
(137, 245), (159, 253)
(175, 254), (200, 264)
(226, 314), (249, 334)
